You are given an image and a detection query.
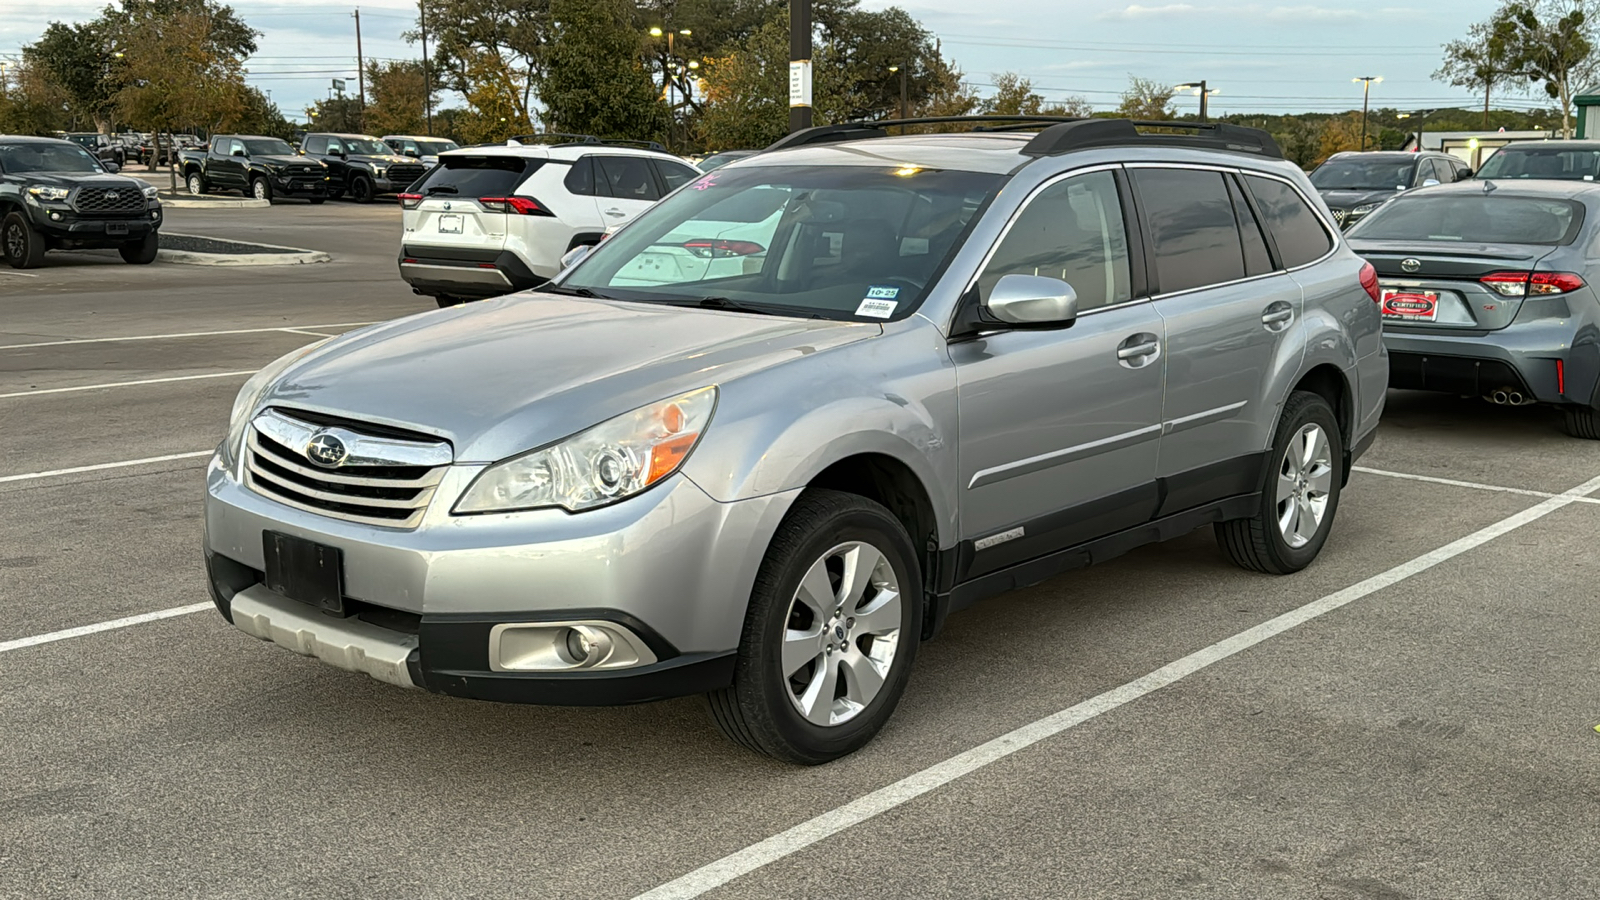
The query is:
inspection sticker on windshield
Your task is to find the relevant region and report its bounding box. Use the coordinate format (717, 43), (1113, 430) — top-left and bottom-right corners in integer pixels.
(856, 297), (898, 318)
(865, 285), (900, 300)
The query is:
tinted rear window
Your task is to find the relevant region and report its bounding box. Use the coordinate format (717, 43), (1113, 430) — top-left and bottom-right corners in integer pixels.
(414, 156), (537, 198)
(1348, 194), (1585, 245)
(1246, 176), (1334, 268)
(1477, 147), (1600, 181)
(1134, 168), (1246, 294)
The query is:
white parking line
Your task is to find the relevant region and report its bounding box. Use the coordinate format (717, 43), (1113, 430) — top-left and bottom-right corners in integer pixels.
(0, 604), (213, 656)
(0, 370), (255, 399)
(280, 328), (335, 337)
(0, 271), (40, 278)
(1354, 465), (1600, 505)
(0, 322), (374, 351)
(632, 471), (1600, 900)
(0, 450), (211, 484)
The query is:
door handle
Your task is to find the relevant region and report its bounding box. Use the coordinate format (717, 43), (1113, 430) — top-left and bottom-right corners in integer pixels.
(1116, 341), (1160, 360)
(1261, 303), (1294, 332)
(604, 208), (627, 218)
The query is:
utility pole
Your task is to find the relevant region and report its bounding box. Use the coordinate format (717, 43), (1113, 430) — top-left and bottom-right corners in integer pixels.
(419, 0), (433, 134)
(353, 9), (366, 133)
(788, 0), (812, 132)
(1354, 76), (1381, 150)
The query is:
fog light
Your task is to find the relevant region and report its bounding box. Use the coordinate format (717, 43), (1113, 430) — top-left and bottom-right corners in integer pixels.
(488, 620), (655, 672)
(49, 212), (62, 220)
(563, 626), (612, 667)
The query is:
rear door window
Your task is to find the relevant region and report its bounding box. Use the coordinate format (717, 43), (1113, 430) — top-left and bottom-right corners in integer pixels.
(1227, 176), (1275, 276)
(596, 156), (661, 201)
(413, 156), (536, 198)
(1244, 175), (1334, 268)
(1134, 168), (1247, 294)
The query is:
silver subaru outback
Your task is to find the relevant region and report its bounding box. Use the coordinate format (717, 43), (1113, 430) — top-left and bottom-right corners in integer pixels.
(204, 118), (1386, 763)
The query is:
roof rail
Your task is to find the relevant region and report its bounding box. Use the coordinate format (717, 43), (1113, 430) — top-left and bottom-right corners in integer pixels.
(764, 115), (1282, 160)
(509, 132), (669, 153)
(766, 115), (1087, 151)
(1021, 119), (1282, 159)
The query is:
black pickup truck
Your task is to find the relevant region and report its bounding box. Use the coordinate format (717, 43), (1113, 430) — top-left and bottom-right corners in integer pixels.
(177, 135), (329, 202)
(299, 133), (428, 203)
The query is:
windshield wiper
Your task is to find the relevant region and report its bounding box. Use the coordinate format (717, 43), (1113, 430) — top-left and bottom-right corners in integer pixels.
(541, 284), (607, 298)
(424, 185), (459, 195)
(692, 296), (791, 316)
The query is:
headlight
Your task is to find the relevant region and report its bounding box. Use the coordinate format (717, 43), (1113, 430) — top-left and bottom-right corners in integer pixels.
(454, 386), (717, 514)
(373, 167), (386, 178)
(223, 339), (332, 465)
(26, 185), (70, 201)
(142, 184), (159, 199)
(1349, 202), (1381, 217)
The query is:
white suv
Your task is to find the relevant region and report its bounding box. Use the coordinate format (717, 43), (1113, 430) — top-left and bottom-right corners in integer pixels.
(397, 137), (701, 307)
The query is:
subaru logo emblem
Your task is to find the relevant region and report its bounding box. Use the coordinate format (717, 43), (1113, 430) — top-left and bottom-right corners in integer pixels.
(305, 431), (349, 468)
(1400, 257), (1422, 273)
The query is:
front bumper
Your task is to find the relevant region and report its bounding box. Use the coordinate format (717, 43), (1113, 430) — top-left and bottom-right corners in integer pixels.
(28, 202), (161, 245)
(1384, 326), (1600, 405)
(270, 173), (329, 197)
(204, 453), (795, 705)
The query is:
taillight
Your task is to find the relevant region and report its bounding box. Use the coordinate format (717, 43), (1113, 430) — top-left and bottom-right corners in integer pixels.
(1358, 261), (1380, 302)
(683, 239), (765, 258)
(479, 196), (552, 216)
(1481, 271), (1587, 296)
(398, 192), (423, 209)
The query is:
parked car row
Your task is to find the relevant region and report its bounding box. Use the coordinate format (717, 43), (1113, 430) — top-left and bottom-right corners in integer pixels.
(178, 132), (432, 203)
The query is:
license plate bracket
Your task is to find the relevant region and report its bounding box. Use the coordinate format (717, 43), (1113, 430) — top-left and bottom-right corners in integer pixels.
(438, 214), (463, 234)
(105, 222), (129, 236)
(1381, 288), (1440, 322)
(262, 531), (346, 615)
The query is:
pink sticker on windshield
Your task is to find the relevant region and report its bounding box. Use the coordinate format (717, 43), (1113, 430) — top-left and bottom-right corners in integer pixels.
(692, 173), (719, 191)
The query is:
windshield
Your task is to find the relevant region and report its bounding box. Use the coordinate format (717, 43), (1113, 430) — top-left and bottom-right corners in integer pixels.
(558, 164), (1002, 320)
(1310, 158), (1416, 191)
(1476, 146), (1600, 181)
(1348, 194), (1584, 245)
(340, 138), (391, 155)
(0, 142), (104, 174)
(244, 139), (295, 156)
(418, 140), (458, 155)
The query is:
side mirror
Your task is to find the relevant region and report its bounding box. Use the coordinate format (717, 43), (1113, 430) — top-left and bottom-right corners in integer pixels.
(103, 161), (120, 174)
(232, 148), (246, 157)
(405, 149), (421, 158)
(1459, 168), (1474, 179)
(559, 244), (593, 271)
(1422, 178), (1441, 187)
(987, 274), (1078, 327)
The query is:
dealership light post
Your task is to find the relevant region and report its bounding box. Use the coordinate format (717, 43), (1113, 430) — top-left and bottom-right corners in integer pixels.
(1354, 76), (1381, 150)
(649, 26), (692, 150)
(1175, 81), (1215, 122)
(789, 0), (812, 132)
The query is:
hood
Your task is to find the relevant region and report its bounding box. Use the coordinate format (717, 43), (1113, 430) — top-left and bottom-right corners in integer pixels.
(1318, 188), (1402, 209)
(255, 154), (318, 168)
(4, 170), (147, 189)
(263, 293), (879, 462)
(349, 153), (415, 167)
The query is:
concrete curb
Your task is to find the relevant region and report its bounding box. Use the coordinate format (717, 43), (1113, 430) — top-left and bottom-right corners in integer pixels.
(157, 194), (271, 209)
(158, 232), (329, 267)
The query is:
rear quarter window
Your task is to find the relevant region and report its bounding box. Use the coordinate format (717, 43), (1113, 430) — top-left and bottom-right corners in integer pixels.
(414, 156), (538, 198)
(1245, 175), (1334, 268)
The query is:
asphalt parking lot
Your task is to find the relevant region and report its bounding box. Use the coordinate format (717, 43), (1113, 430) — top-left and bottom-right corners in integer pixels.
(3, 201), (1598, 900)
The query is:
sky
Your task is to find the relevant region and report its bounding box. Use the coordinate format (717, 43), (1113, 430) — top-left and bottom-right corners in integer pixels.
(0, 0), (1553, 125)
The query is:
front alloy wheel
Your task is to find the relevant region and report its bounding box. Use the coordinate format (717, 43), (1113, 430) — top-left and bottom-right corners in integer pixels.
(252, 178), (272, 201)
(187, 173), (206, 195)
(2, 212), (47, 269)
(706, 489), (922, 764)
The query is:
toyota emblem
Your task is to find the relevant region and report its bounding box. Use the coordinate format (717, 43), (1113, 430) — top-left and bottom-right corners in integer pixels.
(106, 191), (119, 200)
(305, 431), (349, 468)
(442, 201), (452, 211)
(1400, 257), (1422, 273)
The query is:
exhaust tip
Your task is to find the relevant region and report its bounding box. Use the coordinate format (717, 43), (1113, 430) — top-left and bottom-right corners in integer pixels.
(1490, 390), (1509, 405)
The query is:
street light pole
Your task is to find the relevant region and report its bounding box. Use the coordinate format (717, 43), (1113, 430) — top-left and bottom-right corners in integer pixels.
(419, 0), (432, 135)
(1354, 76), (1381, 150)
(1175, 81), (1211, 121)
(887, 65), (907, 120)
(789, 0), (812, 132)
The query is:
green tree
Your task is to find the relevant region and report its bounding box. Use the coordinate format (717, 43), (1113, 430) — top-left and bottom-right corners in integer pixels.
(1116, 75), (1175, 120)
(536, 0), (669, 142)
(1494, 0), (1598, 137)
(364, 60), (436, 136)
(1435, 17), (1518, 128)
(0, 60), (72, 135)
(305, 96), (364, 134)
(23, 21), (118, 132)
(415, 0), (551, 121)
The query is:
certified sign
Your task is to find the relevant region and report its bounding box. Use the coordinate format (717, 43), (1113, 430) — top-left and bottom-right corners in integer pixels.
(1380, 289), (1440, 321)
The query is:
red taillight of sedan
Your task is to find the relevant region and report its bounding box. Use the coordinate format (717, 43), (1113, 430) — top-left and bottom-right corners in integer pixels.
(1480, 271), (1587, 296)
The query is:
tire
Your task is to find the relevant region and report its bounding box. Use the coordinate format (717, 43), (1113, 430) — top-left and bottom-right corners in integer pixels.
(706, 489), (922, 764)
(1215, 391), (1344, 575)
(251, 177), (272, 202)
(1561, 405), (1600, 439)
(186, 172), (207, 195)
(434, 295), (467, 308)
(2, 212), (47, 269)
(118, 231), (159, 264)
(350, 175), (374, 204)
(307, 197), (327, 205)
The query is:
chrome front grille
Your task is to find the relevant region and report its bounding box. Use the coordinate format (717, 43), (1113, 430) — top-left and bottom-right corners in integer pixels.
(244, 409), (453, 529)
(74, 187), (144, 215)
(387, 163), (426, 188)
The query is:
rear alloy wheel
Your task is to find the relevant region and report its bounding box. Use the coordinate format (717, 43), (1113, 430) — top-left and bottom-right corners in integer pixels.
(251, 177), (272, 201)
(1561, 405), (1600, 440)
(186, 172), (207, 195)
(706, 489), (921, 764)
(350, 175), (374, 204)
(1216, 391), (1343, 575)
(2, 212), (47, 269)
(119, 230), (159, 264)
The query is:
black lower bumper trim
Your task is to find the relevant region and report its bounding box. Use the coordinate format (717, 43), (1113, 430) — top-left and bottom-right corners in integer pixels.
(1387, 351), (1532, 397)
(414, 652), (736, 705)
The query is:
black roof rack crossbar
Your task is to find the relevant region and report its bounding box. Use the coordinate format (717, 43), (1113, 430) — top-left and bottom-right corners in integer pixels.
(1021, 119), (1283, 159)
(509, 133), (669, 153)
(765, 115), (1090, 151)
(764, 115), (1282, 160)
